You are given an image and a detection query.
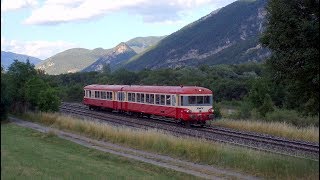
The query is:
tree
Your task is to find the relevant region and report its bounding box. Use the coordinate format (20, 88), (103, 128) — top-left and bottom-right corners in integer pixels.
(258, 94), (274, 117)
(260, 0), (319, 115)
(111, 68), (138, 85)
(25, 77), (49, 108)
(6, 60), (37, 112)
(1, 66), (10, 120)
(38, 88), (61, 112)
(247, 78), (270, 108)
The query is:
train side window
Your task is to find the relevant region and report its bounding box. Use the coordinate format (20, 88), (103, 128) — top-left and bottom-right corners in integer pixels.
(128, 93), (132, 101)
(160, 95), (165, 105)
(166, 95), (171, 106)
(117, 92), (125, 101)
(141, 94), (145, 103)
(110, 92), (113, 100)
(146, 94), (150, 103)
(89, 91), (92, 98)
(117, 92), (120, 101)
(171, 95), (176, 106)
(155, 94), (160, 104)
(132, 93), (136, 102)
(122, 92), (126, 101)
(137, 93), (141, 102)
(101, 91), (106, 99)
(107, 92), (113, 100)
(150, 94), (154, 104)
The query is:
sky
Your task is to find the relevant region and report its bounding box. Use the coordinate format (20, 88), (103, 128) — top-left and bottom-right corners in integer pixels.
(1, 0), (237, 60)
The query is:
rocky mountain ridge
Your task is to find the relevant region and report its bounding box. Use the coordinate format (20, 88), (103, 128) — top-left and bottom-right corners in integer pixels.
(82, 43), (137, 72)
(123, 0), (270, 71)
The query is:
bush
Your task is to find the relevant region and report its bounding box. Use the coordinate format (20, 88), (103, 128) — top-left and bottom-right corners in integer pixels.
(265, 109), (319, 127)
(213, 104), (222, 119)
(258, 94), (274, 117)
(38, 88), (61, 112)
(227, 101), (252, 119)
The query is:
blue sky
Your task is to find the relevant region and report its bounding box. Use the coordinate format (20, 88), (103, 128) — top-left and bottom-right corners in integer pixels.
(1, 0), (237, 59)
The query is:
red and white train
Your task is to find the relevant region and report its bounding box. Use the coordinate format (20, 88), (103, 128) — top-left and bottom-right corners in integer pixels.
(83, 85), (214, 126)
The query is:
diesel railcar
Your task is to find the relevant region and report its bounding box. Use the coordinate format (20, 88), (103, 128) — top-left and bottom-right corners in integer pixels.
(83, 85), (214, 126)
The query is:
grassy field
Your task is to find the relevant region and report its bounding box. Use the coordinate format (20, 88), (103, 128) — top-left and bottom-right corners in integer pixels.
(18, 112), (319, 179)
(211, 118), (319, 142)
(1, 123), (197, 179)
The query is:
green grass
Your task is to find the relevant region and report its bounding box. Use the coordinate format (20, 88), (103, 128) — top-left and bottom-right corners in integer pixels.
(18, 112), (319, 179)
(1, 123), (197, 179)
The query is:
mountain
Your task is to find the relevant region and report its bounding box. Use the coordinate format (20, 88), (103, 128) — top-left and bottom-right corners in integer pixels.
(123, 0), (270, 71)
(1, 51), (42, 70)
(36, 48), (113, 75)
(82, 43), (137, 72)
(36, 36), (164, 75)
(126, 36), (166, 53)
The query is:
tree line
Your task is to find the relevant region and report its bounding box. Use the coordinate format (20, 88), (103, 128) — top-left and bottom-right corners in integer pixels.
(1, 60), (60, 120)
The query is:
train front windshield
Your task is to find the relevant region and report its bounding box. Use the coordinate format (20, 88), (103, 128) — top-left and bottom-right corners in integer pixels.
(180, 95), (212, 106)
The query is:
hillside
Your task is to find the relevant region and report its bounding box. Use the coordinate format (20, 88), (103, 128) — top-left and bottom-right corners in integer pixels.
(82, 43), (137, 72)
(1, 51), (42, 69)
(123, 0), (270, 71)
(36, 36), (164, 75)
(36, 48), (113, 75)
(126, 36), (166, 53)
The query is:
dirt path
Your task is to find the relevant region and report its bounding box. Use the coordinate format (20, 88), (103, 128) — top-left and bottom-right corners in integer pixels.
(9, 117), (260, 180)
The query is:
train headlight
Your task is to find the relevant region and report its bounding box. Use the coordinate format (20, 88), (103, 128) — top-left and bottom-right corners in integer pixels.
(184, 109), (192, 113)
(208, 108), (214, 113)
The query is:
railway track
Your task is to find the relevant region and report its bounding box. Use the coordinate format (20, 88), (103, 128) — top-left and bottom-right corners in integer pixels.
(59, 102), (319, 160)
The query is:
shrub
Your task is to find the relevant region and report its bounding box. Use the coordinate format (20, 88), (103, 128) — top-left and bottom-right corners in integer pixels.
(38, 88), (61, 112)
(233, 101), (252, 119)
(258, 94), (274, 117)
(265, 109), (319, 127)
(213, 104), (222, 119)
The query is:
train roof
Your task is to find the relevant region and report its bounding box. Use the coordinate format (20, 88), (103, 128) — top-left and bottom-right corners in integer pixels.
(84, 85), (213, 94)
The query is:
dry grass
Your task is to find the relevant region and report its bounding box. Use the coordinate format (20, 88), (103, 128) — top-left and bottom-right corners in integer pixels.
(211, 118), (319, 143)
(19, 112), (319, 179)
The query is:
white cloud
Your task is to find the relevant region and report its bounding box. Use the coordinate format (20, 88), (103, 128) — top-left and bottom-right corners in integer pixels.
(1, 0), (38, 12)
(24, 0), (233, 25)
(1, 38), (78, 59)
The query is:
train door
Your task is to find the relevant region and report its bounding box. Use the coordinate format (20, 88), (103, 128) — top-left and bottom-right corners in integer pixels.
(175, 94), (182, 120)
(116, 91), (125, 111)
